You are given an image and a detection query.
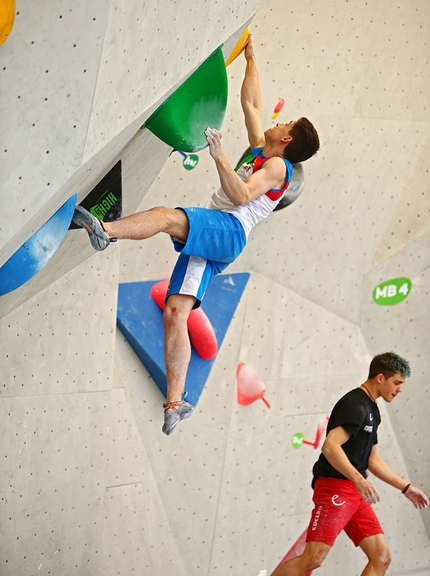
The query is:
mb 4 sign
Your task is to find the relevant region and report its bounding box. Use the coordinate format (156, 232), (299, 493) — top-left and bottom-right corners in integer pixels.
(372, 277), (412, 306)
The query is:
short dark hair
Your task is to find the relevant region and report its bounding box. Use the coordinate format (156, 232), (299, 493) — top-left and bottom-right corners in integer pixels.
(368, 352), (411, 380)
(283, 117), (320, 163)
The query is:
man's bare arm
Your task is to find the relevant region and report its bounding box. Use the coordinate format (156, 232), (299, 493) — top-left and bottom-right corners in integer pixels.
(322, 426), (381, 504)
(205, 128), (286, 206)
(241, 35), (265, 149)
(367, 447), (406, 490)
(368, 447), (429, 509)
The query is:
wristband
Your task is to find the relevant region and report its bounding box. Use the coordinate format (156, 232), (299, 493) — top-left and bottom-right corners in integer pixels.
(401, 483), (411, 494)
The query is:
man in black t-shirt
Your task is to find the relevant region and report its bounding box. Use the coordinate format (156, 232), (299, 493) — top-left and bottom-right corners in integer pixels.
(312, 387), (381, 484)
(270, 352), (429, 576)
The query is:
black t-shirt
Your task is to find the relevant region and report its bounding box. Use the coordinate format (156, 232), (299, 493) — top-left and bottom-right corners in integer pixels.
(312, 388), (381, 486)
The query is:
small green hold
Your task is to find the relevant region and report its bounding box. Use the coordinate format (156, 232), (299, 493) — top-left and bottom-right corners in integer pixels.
(291, 433), (304, 449)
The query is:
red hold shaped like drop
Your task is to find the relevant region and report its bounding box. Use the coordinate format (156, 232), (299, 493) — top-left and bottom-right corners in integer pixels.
(150, 280), (218, 361)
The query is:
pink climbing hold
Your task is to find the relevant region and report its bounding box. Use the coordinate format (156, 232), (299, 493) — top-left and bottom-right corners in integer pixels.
(302, 416), (329, 449)
(271, 98), (285, 119)
(186, 306), (218, 361)
(150, 279), (170, 310)
(150, 280), (218, 361)
(236, 362), (270, 408)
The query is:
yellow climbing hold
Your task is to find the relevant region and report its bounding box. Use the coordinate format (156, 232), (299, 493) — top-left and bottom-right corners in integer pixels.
(0, 0), (16, 45)
(225, 27), (250, 67)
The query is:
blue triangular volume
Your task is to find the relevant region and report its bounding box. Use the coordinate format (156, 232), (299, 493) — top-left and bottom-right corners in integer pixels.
(117, 272), (250, 406)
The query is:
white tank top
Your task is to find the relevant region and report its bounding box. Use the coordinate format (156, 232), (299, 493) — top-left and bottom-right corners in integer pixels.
(205, 149), (292, 238)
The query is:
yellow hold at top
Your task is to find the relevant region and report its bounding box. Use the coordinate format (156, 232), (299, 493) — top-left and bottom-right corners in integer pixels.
(225, 28), (250, 67)
(0, 0), (15, 45)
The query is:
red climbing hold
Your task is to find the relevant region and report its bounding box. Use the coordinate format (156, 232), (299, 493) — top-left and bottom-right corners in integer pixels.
(302, 416), (329, 449)
(271, 98), (285, 119)
(236, 362), (270, 408)
(150, 280), (218, 361)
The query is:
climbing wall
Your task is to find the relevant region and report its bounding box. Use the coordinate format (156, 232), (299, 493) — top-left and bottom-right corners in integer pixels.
(1, 1), (430, 576)
(0, 0), (252, 316)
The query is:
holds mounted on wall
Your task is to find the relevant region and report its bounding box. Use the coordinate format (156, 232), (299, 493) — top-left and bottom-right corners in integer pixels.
(0, 194), (77, 296)
(0, 0), (15, 45)
(271, 98), (285, 119)
(225, 27), (250, 66)
(144, 46), (228, 152)
(117, 273), (249, 407)
(291, 416), (329, 449)
(273, 162), (305, 211)
(236, 362), (270, 408)
(151, 280), (218, 361)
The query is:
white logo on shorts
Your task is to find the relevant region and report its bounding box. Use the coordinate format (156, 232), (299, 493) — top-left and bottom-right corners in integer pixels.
(331, 494), (346, 506)
(311, 505), (323, 531)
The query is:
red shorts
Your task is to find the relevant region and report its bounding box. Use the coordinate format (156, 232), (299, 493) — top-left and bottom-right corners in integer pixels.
(306, 477), (383, 547)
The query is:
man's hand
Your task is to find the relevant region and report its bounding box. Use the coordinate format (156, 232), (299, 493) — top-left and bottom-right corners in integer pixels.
(244, 33), (256, 61)
(205, 127), (223, 160)
(404, 486), (429, 510)
(355, 476), (381, 505)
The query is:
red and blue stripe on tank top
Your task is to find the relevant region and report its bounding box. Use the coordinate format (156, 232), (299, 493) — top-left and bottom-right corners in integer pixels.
(236, 147), (293, 201)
